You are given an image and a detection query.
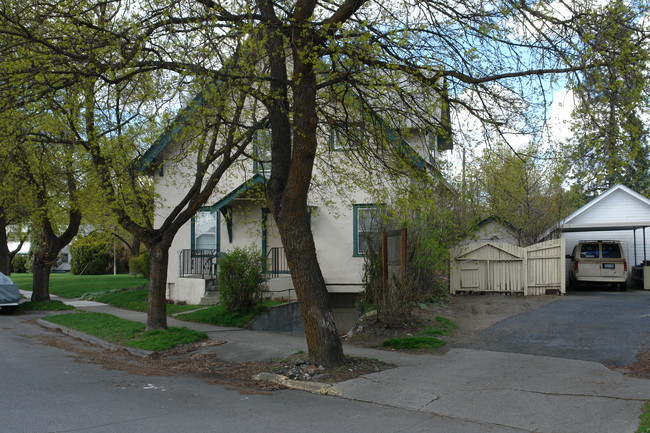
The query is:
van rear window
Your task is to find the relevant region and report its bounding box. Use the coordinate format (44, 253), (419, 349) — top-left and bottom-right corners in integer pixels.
(602, 243), (622, 259)
(580, 243), (599, 258)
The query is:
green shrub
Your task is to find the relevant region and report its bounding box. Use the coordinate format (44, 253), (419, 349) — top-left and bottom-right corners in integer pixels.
(11, 255), (28, 273)
(382, 336), (446, 350)
(218, 247), (266, 314)
(129, 253), (150, 279)
(70, 232), (112, 275)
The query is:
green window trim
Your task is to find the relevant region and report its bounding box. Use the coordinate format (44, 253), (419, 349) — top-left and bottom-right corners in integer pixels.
(191, 209), (220, 252)
(253, 128), (272, 173)
(353, 204), (380, 257)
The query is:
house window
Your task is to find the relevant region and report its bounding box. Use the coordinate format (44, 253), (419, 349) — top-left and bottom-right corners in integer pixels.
(353, 204), (381, 256)
(427, 131), (438, 165)
(330, 123), (364, 151)
(60, 253), (69, 263)
(253, 128), (272, 173)
(192, 210), (219, 251)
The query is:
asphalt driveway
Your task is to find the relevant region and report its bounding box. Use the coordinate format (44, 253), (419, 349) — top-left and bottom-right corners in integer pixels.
(454, 289), (650, 366)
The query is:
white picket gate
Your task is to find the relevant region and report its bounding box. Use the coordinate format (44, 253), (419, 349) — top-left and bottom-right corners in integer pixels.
(450, 239), (565, 296)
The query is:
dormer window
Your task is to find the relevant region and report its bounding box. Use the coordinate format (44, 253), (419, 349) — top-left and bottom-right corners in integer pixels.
(253, 128), (272, 173)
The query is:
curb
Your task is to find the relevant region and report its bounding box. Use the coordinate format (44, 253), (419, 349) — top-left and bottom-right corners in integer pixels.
(253, 372), (342, 396)
(37, 319), (153, 358)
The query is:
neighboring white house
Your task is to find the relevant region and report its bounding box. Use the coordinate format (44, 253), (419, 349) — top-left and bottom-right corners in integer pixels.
(7, 241), (71, 272)
(142, 92), (452, 306)
(544, 184), (650, 282)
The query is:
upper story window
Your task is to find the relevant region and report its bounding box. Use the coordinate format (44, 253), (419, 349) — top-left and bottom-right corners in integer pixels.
(253, 128), (272, 173)
(353, 204), (381, 256)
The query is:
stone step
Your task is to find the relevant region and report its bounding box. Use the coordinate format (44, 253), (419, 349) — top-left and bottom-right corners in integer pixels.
(200, 295), (220, 306)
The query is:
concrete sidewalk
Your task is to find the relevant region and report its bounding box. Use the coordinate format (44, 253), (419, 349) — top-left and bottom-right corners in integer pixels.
(54, 298), (650, 433)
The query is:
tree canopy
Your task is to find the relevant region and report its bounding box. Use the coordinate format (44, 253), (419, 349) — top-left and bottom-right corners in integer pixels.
(565, 0), (650, 197)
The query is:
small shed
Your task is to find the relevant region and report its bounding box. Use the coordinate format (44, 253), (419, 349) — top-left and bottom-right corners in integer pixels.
(458, 216), (520, 246)
(544, 184), (650, 271)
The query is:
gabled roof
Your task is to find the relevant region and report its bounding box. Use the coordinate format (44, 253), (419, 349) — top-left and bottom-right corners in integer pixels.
(553, 184), (650, 232)
(138, 92), (206, 172)
(204, 173), (266, 212)
(455, 242), (524, 260)
(477, 216), (518, 233)
(139, 76), (452, 174)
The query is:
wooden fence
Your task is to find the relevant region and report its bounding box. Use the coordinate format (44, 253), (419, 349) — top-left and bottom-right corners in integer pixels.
(450, 239), (565, 296)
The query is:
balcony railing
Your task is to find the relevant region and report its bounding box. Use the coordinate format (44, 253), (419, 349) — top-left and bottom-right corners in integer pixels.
(180, 248), (289, 280)
(266, 247), (289, 278)
(179, 249), (219, 279)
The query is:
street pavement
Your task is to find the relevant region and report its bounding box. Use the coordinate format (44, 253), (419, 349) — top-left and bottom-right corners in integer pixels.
(26, 291), (650, 433)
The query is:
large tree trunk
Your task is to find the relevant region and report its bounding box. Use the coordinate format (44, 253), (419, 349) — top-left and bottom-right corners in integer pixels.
(264, 19), (345, 366)
(276, 211), (345, 367)
(146, 241), (170, 330)
(32, 247), (56, 302)
(30, 208), (81, 302)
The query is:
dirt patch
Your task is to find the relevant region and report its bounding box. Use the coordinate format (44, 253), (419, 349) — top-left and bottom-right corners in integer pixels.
(618, 349), (650, 379)
(266, 352), (391, 383)
(33, 328), (390, 393)
(345, 294), (559, 351)
(34, 333), (286, 392)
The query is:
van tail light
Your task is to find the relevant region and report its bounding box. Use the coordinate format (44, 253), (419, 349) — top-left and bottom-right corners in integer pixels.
(574, 261), (579, 271)
(624, 260), (627, 272)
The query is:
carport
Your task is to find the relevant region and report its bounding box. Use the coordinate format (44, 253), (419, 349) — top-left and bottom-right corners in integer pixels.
(545, 184), (650, 288)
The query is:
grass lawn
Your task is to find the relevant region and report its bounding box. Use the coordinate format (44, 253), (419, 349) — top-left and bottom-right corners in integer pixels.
(90, 289), (199, 316)
(382, 336), (446, 350)
(638, 402), (650, 433)
(381, 316), (458, 350)
(176, 301), (281, 328)
(11, 273), (149, 298)
(20, 300), (75, 311)
(43, 312), (207, 351)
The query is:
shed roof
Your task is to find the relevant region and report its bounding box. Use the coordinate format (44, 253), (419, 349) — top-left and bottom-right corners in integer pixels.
(553, 184), (650, 233)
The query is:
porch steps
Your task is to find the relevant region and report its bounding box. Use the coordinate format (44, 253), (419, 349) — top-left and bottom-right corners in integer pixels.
(200, 285), (220, 305)
(200, 295), (220, 306)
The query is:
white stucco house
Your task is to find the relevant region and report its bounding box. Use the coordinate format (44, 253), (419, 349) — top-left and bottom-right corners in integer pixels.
(141, 87), (452, 307)
(544, 184), (650, 284)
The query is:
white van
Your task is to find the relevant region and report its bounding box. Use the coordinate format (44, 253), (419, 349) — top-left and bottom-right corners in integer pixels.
(568, 241), (627, 290)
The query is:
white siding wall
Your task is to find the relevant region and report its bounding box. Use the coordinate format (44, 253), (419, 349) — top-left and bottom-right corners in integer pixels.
(569, 188), (650, 226)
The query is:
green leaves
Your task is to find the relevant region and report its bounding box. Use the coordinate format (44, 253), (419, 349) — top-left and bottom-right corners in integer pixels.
(566, 0), (650, 197)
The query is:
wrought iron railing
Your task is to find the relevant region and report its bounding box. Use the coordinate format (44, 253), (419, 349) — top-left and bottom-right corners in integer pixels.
(179, 249), (219, 279)
(180, 248), (289, 280)
(266, 247), (289, 278)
